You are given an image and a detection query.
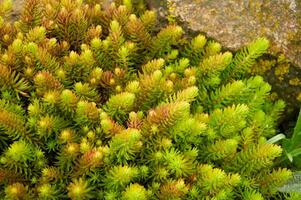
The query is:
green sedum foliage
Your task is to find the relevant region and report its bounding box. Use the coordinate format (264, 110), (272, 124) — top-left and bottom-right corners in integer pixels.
(0, 0), (296, 199)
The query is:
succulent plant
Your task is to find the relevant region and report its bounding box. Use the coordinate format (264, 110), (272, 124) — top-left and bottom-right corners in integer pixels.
(0, 0), (297, 199)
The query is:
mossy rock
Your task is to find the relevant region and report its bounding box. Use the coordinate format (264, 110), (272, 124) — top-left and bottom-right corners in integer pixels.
(157, 0), (301, 68)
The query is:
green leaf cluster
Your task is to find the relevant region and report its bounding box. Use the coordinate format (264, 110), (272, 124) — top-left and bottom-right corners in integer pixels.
(0, 0), (295, 199)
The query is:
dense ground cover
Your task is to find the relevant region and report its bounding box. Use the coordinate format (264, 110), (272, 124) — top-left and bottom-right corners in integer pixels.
(0, 0), (300, 199)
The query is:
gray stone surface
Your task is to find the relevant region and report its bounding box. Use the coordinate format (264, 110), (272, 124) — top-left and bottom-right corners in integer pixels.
(11, 0), (23, 21)
(149, 0), (301, 68)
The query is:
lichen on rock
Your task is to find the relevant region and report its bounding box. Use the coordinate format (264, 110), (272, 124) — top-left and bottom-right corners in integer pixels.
(157, 0), (301, 69)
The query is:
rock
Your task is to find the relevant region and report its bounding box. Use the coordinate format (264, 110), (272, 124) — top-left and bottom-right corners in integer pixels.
(11, 0), (24, 21)
(150, 0), (301, 69)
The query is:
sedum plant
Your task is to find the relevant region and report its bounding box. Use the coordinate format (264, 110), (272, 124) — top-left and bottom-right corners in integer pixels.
(0, 0), (296, 199)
